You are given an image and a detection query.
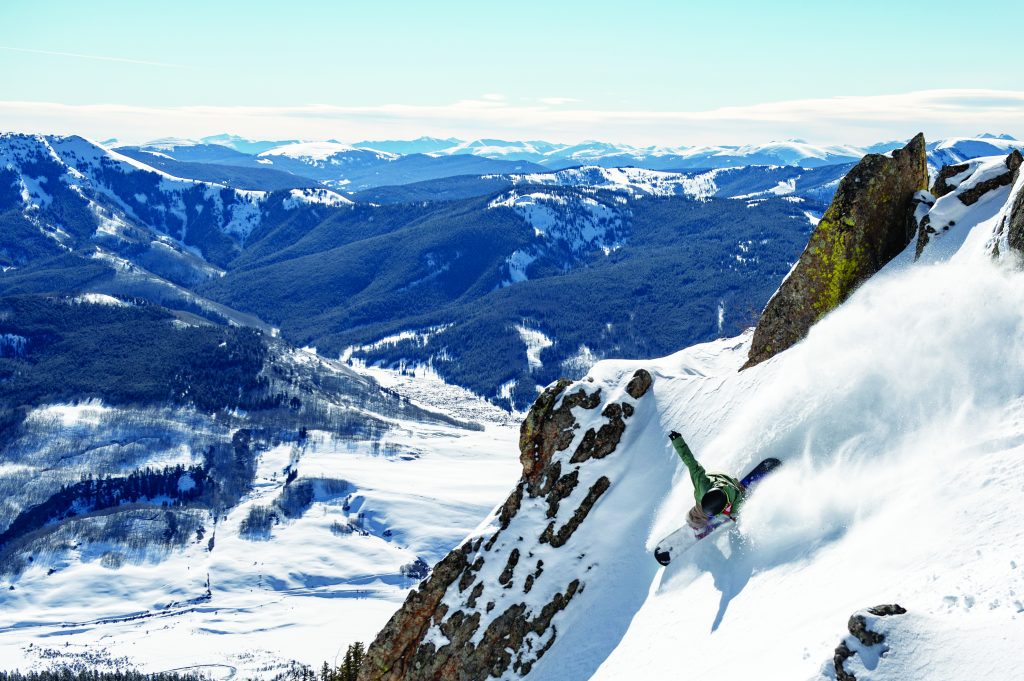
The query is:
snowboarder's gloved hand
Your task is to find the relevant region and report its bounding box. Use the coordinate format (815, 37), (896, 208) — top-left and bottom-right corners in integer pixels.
(668, 431), (682, 442)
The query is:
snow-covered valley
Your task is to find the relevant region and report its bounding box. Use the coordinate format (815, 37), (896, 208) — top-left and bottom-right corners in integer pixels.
(0, 359), (520, 677)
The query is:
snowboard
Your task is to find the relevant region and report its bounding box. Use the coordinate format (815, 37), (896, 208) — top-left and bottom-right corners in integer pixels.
(653, 457), (782, 566)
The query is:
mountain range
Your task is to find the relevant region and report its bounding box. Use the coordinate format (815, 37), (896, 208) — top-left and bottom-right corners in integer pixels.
(115, 133), (1024, 185)
(2, 127), (1023, 678)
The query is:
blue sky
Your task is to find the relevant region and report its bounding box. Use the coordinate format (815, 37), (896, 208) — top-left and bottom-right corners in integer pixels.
(1, 0), (1022, 144)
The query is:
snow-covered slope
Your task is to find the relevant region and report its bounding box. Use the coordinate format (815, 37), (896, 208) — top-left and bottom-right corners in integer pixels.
(490, 164), (851, 211)
(259, 141), (398, 164)
(1, 134), (259, 239)
(549, 161), (1024, 680)
(361, 155), (1024, 681)
(501, 166), (722, 199)
(927, 134), (1024, 169)
(0, 133), (354, 271)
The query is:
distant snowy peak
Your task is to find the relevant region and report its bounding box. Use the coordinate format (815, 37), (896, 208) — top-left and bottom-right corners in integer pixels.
(926, 135), (1024, 169)
(353, 136), (462, 156)
(258, 141), (398, 163)
(0, 133), (349, 263)
(425, 138), (866, 169)
(434, 138), (566, 160)
(503, 166), (721, 200)
(129, 134), (1024, 174)
(140, 134), (298, 155)
(375, 134), (1024, 172)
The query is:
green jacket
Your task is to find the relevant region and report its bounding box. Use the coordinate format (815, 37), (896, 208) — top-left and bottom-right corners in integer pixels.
(672, 436), (744, 514)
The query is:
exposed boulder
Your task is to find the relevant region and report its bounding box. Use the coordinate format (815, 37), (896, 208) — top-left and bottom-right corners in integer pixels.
(957, 149), (1022, 206)
(922, 151), (1024, 260)
(931, 162), (970, 198)
(358, 369), (652, 681)
(743, 134), (928, 369)
(830, 604), (907, 681)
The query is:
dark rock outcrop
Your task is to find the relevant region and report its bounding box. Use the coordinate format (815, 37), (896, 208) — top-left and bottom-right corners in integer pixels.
(1005, 180), (1024, 257)
(358, 369), (653, 681)
(743, 134), (928, 369)
(831, 603), (907, 681)
(929, 151), (1023, 260)
(957, 149), (1021, 206)
(931, 162), (970, 198)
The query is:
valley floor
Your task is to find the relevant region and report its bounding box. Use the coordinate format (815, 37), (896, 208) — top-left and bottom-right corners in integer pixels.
(0, 361), (521, 677)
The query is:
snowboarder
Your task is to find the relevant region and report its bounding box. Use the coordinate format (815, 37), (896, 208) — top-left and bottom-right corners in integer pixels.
(668, 431), (744, 531)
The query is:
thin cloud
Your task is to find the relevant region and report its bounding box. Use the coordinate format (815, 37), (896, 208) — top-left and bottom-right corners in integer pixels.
(0, 45), (187, 69)
(0, 89), (1021, 146)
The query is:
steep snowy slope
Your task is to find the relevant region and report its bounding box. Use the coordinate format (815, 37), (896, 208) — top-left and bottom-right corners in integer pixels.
(358, 153), (1024, 681)
(588, 177), (1024, 680)
(588, 162), (1023, 681)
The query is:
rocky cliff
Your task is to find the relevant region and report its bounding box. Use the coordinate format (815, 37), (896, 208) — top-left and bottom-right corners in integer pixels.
(743, 134), (928, 369)
(358, 369), (654, 681)
(912, 149), (1023, 262)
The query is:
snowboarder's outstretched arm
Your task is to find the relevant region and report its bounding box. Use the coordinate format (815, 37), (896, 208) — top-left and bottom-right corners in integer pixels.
(669, 432), (712, 500)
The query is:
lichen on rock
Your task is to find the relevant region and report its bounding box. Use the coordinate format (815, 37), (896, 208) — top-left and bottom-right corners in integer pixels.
(743, 134), (928, 369)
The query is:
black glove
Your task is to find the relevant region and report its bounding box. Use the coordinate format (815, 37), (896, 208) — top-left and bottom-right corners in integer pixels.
(668, 431), (682, 442)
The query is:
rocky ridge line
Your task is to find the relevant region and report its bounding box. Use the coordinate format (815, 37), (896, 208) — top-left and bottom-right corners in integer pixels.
(358, 369), (653, 681)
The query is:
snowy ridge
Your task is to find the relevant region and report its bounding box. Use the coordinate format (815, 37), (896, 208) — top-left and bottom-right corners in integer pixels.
(258, 141), (397, 163)
(429, 138), (867, 169)
(282, 187), (353, 209)
(927, 135), (1024, 170)
(501, 166), (721, 200)
(489, 189), (627, 285)
(1, 134), (362, 261)
(0, 133), (270, 241)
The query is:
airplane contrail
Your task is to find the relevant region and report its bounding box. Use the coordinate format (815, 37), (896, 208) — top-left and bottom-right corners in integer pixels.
(0, 45), (188, 68)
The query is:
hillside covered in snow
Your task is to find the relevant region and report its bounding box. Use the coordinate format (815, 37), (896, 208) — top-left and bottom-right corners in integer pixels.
(357, 137), (1024, 681)
(4, 125), (1024, 679)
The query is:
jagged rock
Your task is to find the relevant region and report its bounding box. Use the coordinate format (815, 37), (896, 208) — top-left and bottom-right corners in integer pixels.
(570, 403), (626, 464)
(957, 150), (1022, 206)
(931, 162), (970, 198)
(359, 371), (650, 681)
(830, 603), (907, 681)
(1005, 181), (1024, 256)
(539, 476), (611, 547)
(518, 379), (599, 494)
(743, 134), (928, 369)
(912, 192), (938, 259)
